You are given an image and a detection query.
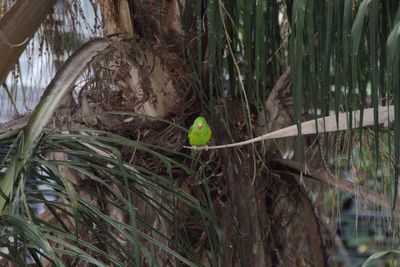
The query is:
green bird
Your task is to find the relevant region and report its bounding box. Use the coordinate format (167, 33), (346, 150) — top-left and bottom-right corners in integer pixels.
(188, 116), (212, 148)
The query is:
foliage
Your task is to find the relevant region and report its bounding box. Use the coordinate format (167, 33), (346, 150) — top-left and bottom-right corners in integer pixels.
(362, 250), (400, 267)
(1, 0), (400, 266)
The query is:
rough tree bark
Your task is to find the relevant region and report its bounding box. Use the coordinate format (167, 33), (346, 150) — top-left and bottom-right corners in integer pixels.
(223, 149), (269, 266)
(97, 0), (133, 37)
(218, 71), (293, 266)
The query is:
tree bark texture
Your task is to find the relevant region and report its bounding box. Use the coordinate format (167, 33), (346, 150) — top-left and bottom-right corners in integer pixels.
(97, 0), (133, 36)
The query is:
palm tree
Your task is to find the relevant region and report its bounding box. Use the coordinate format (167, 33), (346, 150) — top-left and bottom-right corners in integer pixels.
(0, 0), (399, 266)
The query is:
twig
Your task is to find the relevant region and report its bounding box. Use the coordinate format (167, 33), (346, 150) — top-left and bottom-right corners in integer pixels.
(184, 105), (394, 150)
(0, 29), (29, 47)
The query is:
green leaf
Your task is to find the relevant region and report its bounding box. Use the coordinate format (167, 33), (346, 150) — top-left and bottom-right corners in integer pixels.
(362, 250), (400, 267)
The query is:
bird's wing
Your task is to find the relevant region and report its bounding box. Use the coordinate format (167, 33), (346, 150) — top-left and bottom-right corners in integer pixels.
(206, 125), (212, 142)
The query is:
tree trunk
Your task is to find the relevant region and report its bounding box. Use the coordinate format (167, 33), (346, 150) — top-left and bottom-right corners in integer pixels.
(97, 0), (133, 37)
(223, 149), (270, 266)
(0, 0), (56, 83)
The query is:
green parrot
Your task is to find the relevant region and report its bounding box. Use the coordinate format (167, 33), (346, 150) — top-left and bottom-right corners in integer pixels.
(188, 116), (212, 148)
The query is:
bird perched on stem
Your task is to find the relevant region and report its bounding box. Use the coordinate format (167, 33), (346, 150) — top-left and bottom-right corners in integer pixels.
(188, 116), (212, 149)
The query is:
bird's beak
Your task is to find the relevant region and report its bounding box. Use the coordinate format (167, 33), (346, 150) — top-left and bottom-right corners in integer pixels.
(198, 123), (203, 129)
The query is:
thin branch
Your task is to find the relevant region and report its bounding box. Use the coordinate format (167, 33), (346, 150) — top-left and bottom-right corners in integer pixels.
(0, 29), (29, 47)
(185, 105), (394, 150)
